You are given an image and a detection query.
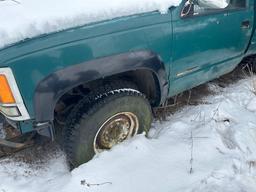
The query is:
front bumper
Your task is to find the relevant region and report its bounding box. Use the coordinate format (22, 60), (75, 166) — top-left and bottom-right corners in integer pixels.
(0, 68), (30, 121)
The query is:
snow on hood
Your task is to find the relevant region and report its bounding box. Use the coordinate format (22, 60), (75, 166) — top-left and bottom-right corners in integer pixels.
(0, 0), (181, 49)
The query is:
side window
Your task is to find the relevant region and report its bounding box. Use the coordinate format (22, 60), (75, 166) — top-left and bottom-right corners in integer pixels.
(228, 0), (246, 9)
(181, 0), (246, 17)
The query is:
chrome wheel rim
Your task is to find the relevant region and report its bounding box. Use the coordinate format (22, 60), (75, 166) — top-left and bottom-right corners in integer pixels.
(93, 112), (139, 153)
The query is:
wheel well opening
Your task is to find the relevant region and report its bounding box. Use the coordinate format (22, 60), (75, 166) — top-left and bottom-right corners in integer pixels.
(53, 69), (161, 128)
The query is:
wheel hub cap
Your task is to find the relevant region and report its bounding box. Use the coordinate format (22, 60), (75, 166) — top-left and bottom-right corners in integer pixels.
(94, 112), (139, 153)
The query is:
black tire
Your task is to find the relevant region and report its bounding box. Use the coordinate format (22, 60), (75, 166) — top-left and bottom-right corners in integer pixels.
(63, 81), (152, 168)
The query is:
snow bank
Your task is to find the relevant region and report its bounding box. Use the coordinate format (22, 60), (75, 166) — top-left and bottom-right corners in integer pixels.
(1, 76), (256, 192)
(0, 0), (181, 49)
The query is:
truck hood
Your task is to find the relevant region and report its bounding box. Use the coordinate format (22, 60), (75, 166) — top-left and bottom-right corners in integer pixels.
(0, 0), (181, 51)
(0, 10), (173, 65)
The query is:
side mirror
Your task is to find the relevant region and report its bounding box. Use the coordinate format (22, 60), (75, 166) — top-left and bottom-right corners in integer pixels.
(197, 0), (229, 9)
(181, 2), (195, 17)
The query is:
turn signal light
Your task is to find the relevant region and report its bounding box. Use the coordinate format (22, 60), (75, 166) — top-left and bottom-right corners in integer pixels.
(0, 74), (15, 104)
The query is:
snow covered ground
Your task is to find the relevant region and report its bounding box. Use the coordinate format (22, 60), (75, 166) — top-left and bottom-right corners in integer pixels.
(0, 0), (181, 49)
(1, 71), (256, 192)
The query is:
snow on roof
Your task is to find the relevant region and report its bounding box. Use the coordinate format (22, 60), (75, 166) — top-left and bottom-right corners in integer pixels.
(0, 0), (181, 49)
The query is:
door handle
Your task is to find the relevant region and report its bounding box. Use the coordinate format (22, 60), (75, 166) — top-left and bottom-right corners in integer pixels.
(241, 20), (250, 29)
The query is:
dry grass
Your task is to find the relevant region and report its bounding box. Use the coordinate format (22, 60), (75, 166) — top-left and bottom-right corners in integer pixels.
(154, 67), (249, 121)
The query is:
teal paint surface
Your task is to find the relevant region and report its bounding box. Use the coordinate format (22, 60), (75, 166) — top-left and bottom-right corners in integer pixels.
(169, 0), (253, 95)
(19, 121), (33, 134)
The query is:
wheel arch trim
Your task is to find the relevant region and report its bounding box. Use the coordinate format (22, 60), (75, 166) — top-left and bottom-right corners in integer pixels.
(34, 50), (168, 122)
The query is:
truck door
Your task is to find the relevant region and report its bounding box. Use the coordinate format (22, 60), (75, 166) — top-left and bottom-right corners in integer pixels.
(225, 0), (253, 58)
(169, 0), (251, 95)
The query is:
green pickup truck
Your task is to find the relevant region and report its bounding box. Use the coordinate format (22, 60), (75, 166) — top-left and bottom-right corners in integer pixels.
(0, 0), (256, 167)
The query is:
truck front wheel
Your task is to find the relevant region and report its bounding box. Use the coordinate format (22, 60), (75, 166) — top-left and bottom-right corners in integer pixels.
(63, 82), (152, 168)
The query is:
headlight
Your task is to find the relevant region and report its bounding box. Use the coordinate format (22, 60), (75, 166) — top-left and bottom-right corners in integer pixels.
(0, 68), (30, 121)
(0, 105), (20, 117)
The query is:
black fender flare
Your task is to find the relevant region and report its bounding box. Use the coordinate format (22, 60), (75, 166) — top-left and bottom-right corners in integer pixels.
(34, 50), (168, 122)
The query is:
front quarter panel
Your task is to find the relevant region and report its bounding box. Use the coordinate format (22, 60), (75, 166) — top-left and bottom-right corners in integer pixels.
(0, 11), (174, 125)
